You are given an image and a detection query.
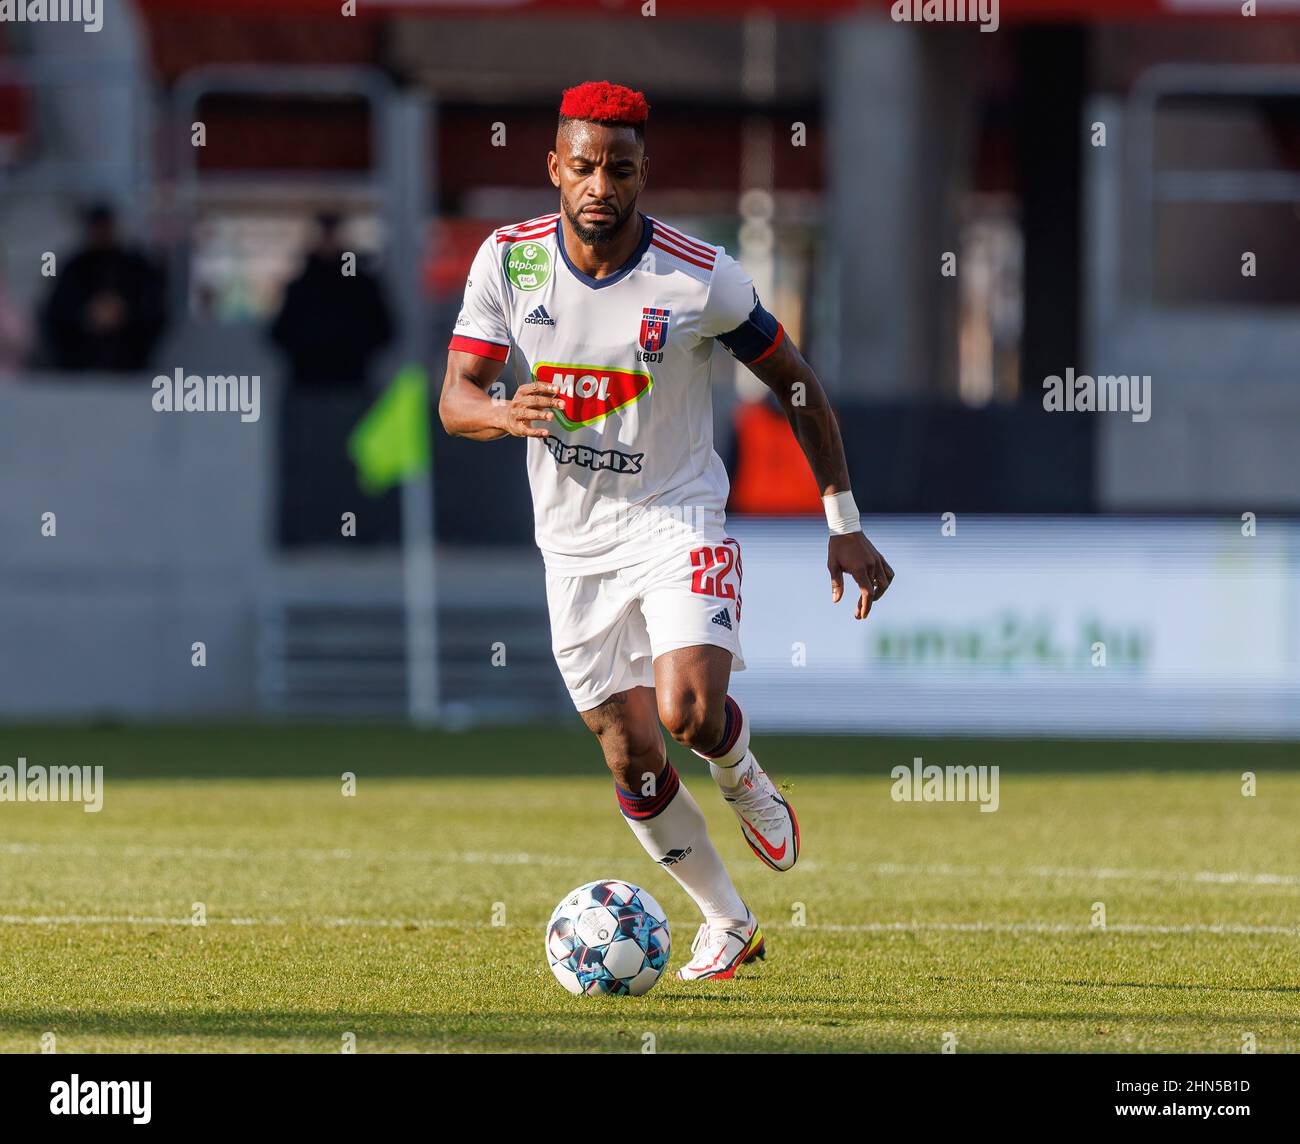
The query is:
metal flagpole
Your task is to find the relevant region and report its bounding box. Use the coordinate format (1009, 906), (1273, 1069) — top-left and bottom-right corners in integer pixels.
(401, 463), (439, 727)
(388, 92), (440, 726)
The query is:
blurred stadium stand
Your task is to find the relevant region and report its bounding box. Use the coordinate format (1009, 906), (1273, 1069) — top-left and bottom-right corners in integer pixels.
(1, 1), (1299, 724)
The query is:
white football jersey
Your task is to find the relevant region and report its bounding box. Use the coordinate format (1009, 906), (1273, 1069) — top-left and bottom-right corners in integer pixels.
(449, 212), (784, 573)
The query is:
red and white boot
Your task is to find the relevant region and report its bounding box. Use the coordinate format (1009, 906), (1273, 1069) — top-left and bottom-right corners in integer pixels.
(674, 909), (766, 982)
(712, 753), (800, 872)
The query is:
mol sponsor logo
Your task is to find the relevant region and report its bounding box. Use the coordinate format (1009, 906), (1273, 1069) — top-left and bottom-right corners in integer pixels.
(534, 361), (652, 430)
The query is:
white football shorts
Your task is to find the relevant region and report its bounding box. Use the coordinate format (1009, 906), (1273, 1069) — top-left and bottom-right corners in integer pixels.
(545, 534), (746, 712)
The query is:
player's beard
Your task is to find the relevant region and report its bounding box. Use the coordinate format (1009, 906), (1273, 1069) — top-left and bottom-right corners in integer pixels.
(564, 195), (638, 247)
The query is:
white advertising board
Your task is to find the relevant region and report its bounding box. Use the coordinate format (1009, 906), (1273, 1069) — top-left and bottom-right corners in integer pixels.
(728, 517), (1300, 738)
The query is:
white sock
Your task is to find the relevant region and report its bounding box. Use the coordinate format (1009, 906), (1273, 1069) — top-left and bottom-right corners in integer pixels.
(616, 761), (747, 928)
(691, 694), (752, 793)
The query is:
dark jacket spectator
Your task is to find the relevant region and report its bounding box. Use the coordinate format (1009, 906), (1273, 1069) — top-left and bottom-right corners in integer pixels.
(270, 213), (395, 388)
(41, 203), (166, 372)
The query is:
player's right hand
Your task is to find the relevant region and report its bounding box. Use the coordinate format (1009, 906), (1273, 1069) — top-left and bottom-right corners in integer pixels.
(501, 381), (566, 439)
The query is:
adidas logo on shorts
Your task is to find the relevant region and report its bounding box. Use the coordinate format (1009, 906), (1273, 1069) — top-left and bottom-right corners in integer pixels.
(711, 607), (732, 631)
(524, 305), (556, 326)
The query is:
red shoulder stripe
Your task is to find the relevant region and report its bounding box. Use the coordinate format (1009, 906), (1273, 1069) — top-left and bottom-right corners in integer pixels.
(650, 219), (715, 258)
(496, 215), (559, 244)
(505, 212), (558, 233)
(651, 238), (714, 271)
(652, 229), (716, 265)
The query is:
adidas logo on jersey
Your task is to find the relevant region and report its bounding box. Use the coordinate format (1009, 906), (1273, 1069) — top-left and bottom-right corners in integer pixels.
(711, 608), (732, 631)
(525, 305), (556, 326)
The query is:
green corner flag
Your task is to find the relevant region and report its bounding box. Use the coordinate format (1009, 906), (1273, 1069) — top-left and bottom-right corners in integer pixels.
(348, 364), (431, 495)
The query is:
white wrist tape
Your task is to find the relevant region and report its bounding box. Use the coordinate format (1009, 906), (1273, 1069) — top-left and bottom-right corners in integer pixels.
(823, 490), (861, 535)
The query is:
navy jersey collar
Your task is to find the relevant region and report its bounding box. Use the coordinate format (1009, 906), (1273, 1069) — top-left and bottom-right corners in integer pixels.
(555, 213), (653, 290)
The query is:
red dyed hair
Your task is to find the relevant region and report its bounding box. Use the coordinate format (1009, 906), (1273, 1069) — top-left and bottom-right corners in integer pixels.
(559, 81), (650, 128)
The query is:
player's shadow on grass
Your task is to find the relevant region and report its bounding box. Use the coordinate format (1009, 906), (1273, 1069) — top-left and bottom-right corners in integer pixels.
(4, 1006), (1293, 1053)
(0, 1009), (505, 1046)
(6, 723), (1300, 778)
(0, 1007), (911, 1051)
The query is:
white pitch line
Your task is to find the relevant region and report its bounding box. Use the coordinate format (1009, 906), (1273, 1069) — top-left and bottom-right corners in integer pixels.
(0, 915), (1293, 937)
(0, 843), (579, 867)
(801, 921), (1300, 937)
(798, 860), (1300, 888)
(0, 914), (465, 928)
(3, 843), (1298, 889)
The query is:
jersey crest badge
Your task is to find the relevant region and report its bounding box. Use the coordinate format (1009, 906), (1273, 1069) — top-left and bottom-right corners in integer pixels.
(638, 307), (671, 354)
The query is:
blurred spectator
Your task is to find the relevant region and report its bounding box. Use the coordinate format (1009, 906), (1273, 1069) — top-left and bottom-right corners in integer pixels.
(0, 260), (32, 378)
(272, 212), (398, 548)
(40, 203), (166, 372)
(269, 212), (394, 388)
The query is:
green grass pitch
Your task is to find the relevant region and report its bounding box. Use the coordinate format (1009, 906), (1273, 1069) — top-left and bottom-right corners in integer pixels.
(0, 724), (1296, 1053)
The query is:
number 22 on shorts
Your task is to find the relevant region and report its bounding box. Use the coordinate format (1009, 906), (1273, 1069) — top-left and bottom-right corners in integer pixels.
(689, 541), (743, 623)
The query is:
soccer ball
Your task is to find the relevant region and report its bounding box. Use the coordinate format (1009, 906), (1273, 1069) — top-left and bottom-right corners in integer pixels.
(545, 879), (671, 996)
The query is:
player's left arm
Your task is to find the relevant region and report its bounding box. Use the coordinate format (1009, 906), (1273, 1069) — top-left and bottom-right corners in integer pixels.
(743, 335), (895, 620)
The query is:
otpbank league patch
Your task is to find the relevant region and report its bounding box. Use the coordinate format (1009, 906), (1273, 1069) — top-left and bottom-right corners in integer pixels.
(503, 240), (552, 290)
(533, 362), (653, 431)
(639, 307), (671, 353)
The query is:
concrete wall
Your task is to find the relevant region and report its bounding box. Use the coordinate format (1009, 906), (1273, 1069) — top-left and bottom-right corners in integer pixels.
(0, 375), (270, 717)
(827, 19), (976, 401)
(1085, 96), (1300, 510)
(0, 368), (558, 722)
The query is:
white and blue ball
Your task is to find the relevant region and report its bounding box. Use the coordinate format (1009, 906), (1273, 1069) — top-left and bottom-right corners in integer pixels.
(545, 879), (670, 996)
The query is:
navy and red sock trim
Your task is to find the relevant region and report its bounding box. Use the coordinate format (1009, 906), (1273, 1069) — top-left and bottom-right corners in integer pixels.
(615, 761), (680, 820)
(701, 695), (743, 759)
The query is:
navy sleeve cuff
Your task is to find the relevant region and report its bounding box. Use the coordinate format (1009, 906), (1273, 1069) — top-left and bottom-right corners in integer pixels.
(717, 301), (783, 363)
